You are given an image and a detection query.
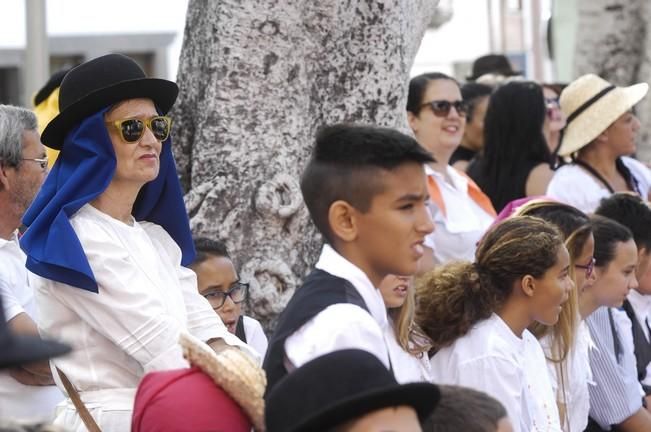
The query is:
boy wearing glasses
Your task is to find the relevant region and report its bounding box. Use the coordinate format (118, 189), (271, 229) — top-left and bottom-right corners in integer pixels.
(190, 237), (268, 360)
(263, 124), (435, 392)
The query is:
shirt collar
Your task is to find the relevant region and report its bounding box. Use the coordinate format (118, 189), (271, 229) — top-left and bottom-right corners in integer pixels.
(627, 289), (651, 321)
(0, 231), (20, 250)
(425, 164), (468, 192)
(315, 244), (388, 328)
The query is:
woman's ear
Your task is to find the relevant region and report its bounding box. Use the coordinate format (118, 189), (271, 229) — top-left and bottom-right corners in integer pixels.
(407, 111), (420, 135)
(519, 274), (536, 297)
(328, 200), (358, 243)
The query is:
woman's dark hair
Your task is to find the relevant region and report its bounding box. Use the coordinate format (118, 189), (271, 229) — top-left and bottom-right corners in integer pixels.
(461, 82), (493, 122)
(590, 215), (633, 268)
(416, 216), (563, 350)
(406, 72), (459, 114)
(474, 81), (551, 211)
(422, 385), (507, 432)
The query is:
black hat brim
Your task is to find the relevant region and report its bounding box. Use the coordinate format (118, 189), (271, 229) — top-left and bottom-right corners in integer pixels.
(41, 77), (178, 150)
(292, 381), (440, 431)
(0, 334), (71, 369)
(466, 69), (522, 81)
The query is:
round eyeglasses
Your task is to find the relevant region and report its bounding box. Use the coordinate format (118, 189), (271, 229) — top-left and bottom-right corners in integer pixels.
(575, 257), (596, 278)
(202, 281), (249, 309)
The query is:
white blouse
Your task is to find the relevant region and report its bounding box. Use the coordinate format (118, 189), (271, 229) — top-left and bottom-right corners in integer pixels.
(243, 315), (268, 360)
(430, 314), (561, 432)
(32, 204), (250, 431)
(385, 318), (433, 384)
(424, 166), (494, 264)
(540, 321), (594, 432)
(547, 156), (651, 214)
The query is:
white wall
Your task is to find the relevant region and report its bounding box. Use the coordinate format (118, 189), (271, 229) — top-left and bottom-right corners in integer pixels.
(411, 0), (492, 78)
(0, 0), (189, 79)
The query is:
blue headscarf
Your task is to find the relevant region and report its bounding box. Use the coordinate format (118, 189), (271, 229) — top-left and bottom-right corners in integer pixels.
(20, 107), (195, 293)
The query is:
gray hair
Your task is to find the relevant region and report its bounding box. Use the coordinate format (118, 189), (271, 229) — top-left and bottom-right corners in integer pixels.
(0, 104), (38, 167)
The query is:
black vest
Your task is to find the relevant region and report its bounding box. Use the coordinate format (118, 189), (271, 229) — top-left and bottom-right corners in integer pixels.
(235, 315), (247, 343)
(622, 300), (651, 395)
(263, 269), (369, 394)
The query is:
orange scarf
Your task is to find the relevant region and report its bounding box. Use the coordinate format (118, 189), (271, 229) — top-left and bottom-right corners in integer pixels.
(426, 170), (496, 219)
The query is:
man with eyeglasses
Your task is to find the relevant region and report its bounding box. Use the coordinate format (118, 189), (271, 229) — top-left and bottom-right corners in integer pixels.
(0, 104), (60, 421)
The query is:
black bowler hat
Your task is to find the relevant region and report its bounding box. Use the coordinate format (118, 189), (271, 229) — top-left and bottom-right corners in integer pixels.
(41, 53), (179, 150)
(265, 349), (440, 432)
(0, 288), (71, 369)
(467, 54), (522, 81)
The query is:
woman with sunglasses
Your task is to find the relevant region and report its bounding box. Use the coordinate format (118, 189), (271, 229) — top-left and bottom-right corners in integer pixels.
(190, 237), (268, 359)
(542, 84), (567, 160)
(19, 54), (261, 431)
(468, 81), (555, 213)
(407, 72), (496, 268)
(514, 200), (595, 432)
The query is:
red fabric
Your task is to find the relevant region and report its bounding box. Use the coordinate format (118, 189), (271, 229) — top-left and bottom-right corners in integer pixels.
(131, 366), (252, 432)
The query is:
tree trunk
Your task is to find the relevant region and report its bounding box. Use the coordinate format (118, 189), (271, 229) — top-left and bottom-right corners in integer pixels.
(573, 0), (651, 160)
(172, 0), (438, 329)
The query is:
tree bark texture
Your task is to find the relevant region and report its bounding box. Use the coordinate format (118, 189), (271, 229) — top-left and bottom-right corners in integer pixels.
(172, 0), (438, 329)
(574, 0), (651, 160)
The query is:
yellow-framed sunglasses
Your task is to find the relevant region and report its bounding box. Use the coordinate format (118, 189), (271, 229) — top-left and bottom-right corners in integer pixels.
(105, 116), (172, 143)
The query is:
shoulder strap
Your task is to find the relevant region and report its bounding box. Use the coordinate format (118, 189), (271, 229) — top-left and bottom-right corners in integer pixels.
(574, 158), (641, 195)
(573, 159), (615, 193)
(56, 367), (102, 432)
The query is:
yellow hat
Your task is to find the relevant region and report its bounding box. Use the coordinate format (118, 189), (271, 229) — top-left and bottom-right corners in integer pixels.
(558, 74), (648, 157)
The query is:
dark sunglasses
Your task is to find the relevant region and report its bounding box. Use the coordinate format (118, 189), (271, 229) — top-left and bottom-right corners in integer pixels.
(420, 100), (468, 117)
(575, 257), (595, 278)
(202, 281), (249, 309)
(106, 116), (172, 143)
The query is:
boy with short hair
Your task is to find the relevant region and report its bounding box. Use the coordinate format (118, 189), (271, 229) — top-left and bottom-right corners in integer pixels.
(263, 123), (435, 392)
(190, 237), (268, 359)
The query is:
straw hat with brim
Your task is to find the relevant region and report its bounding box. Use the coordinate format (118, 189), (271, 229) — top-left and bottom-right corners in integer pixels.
(558, 74), (648, 157)
(179, 332), (267, 432)
(0, 292), (70, 368)
(41, 53), (178, 150)
(265, 349), (440, 432)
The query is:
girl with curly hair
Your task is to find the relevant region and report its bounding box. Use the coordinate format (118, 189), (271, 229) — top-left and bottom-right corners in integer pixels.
(417, 216), (572, 432)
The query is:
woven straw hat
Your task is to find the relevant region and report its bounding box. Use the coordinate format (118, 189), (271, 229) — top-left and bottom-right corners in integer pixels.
(558, 74), (648, 156)
(179, 332), (267, 431)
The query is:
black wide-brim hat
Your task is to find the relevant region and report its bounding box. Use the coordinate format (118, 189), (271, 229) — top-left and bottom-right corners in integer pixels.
(265, 349), (440, 432)
(41, 53), (179, 150)
(467, 53), (522, 81)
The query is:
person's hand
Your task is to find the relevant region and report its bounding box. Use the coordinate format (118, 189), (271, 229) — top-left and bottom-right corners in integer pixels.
(9, 366), (55, 386)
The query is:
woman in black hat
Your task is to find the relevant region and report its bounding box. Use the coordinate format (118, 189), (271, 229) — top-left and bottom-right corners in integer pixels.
(19, 54), (261, 431)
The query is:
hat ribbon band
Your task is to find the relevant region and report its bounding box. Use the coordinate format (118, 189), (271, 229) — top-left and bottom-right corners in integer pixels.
(566, 85), (615, 125)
